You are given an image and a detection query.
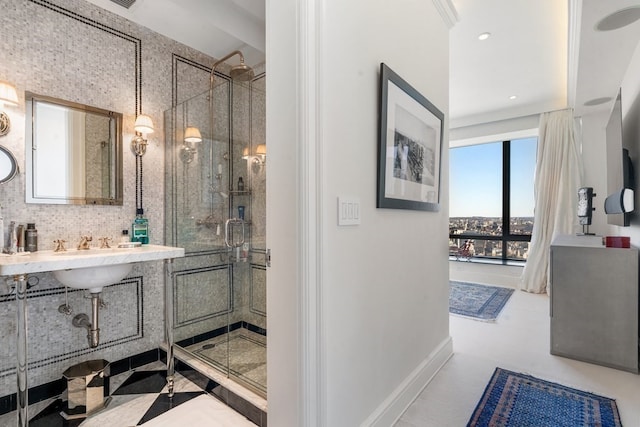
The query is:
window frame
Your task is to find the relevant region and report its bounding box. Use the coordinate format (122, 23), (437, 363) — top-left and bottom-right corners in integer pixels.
(449, 139), (534, 262)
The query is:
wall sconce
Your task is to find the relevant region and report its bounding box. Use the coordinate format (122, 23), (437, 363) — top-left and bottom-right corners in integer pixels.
(180, 127), (201, 163)
(131, 114), (154, 156)
(254, 144), (267, 164)
(184, 126), (202, 144)
(0, 80), (19, 137)
(242, 144), (266, 167)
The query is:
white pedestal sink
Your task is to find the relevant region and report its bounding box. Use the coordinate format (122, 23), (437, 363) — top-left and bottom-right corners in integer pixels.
(53, 264), (133, 294)
(0, 244), (185, 427)
(54, 263), (133, 294)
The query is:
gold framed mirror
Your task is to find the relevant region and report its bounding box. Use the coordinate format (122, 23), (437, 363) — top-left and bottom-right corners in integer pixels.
(25, 92), (123, 205)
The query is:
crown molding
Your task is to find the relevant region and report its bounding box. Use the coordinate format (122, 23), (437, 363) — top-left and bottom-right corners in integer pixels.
(432, 0), (459, 29)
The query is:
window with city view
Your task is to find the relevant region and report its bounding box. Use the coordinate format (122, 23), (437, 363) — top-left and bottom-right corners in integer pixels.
(449, 137), (537, 262)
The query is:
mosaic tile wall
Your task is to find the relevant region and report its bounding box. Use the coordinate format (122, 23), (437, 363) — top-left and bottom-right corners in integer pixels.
(0, 0), (229, 396)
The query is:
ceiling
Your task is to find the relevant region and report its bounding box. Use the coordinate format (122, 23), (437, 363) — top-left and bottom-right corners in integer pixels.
(449, 0), (568, 128)
(450, 0), (640, 129)
(84, 0), (266, 66)
(571, 0), (640, 117)
(85, 0), (640, 130)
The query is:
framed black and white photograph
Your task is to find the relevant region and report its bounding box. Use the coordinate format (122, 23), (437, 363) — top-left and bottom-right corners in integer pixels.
(377, 63), (444, 211)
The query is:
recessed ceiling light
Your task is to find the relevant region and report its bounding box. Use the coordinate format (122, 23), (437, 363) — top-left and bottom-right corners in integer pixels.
(478, 32), (491, 41)
(509, 95), (517, 100)
(596, 6), (640, 31)
(584, 97), (612, 106)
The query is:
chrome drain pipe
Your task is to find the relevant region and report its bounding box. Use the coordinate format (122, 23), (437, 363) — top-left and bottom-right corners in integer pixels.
(72, 293), (101, 348)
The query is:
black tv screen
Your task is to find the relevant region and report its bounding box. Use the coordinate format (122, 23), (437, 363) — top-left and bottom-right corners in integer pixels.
(605, 90), (634, 226)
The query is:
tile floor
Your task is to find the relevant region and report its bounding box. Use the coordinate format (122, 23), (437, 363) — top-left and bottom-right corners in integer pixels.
(186, 328), (266, 396)
(0, 361), (256, 427)
(3, 287), (639, 426)
(395, 287), (640, 426)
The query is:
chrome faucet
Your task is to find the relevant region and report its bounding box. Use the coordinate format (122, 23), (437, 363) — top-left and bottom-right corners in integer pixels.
(77, 235), (92, 250)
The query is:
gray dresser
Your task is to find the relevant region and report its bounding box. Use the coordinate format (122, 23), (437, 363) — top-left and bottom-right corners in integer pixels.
(550, 234), (639, 373)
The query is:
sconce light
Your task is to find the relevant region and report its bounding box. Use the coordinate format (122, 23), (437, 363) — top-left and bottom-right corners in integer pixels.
(131, 114), (154, 156)
(254, 144), (267, 165)
(184, 126), (202, 144)
(180, 127), (201, 163)
(242, 144), (266, 166)
(0, 80), (19, 137)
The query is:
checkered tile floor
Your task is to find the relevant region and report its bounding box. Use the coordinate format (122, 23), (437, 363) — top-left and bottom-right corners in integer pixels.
(18, 362), (256, 426)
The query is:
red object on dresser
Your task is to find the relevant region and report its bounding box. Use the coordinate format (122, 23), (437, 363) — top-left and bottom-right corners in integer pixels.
(604, 236), (631, 248)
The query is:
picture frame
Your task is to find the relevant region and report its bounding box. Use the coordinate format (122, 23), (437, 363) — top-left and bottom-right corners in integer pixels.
(377, 63), (444, 211)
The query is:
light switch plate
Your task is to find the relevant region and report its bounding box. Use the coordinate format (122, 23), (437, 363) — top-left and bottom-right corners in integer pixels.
(338, 197), (361, 225)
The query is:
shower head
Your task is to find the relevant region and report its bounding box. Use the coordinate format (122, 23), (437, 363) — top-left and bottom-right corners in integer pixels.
(210, 50), (255, 87)
(229, 61), (255, 81)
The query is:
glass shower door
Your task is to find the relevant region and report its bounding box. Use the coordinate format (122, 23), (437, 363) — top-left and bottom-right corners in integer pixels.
(225, 74), (267, 395)
(164, 72), (267, 397)
(165, 81), (232, 391)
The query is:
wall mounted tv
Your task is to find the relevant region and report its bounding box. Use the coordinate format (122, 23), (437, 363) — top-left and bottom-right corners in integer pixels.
(605, 89), (635, 227)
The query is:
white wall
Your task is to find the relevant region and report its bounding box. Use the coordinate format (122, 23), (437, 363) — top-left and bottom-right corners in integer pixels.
(265, 1), (301, 426)
(267, 0), (452, 425)
(618, 39), (640, 244)
(580, 109), (615, 236)
(581, 38), (640, 244)
(322, 1), (451, 423)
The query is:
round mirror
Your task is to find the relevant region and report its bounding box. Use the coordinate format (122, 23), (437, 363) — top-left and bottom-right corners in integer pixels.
(0, 145), (18, 184)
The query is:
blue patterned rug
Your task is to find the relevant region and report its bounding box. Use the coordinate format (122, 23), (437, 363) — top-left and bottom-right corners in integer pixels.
(468, 368), (622, 427)
(449, 281), (514, 321)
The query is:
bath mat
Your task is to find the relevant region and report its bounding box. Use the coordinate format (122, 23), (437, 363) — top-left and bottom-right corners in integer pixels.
(467, 368), (622, 427)
(449, 281), (514, 321)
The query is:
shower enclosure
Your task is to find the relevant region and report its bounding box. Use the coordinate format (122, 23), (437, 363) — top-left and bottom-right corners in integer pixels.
(164, 68), (267, 398)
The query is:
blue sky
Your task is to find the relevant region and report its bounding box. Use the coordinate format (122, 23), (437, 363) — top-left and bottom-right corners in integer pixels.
(449, 137), (537, 217)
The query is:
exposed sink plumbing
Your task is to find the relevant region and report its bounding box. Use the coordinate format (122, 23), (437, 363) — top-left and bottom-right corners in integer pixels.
(72, 292), (102, 348)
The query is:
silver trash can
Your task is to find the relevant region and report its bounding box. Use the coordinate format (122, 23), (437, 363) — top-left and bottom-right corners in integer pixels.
(61, 359), (111, 419)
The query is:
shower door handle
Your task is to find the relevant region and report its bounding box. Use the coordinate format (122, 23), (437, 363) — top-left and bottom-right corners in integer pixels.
(224, 218), (245, 248)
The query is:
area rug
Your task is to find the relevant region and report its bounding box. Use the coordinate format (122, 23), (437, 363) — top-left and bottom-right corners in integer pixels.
(467, 368), (623, 427)
(449, 281), (514, 321)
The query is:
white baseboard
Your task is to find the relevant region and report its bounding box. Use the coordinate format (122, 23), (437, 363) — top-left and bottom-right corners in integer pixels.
(361, 336), (454, 427)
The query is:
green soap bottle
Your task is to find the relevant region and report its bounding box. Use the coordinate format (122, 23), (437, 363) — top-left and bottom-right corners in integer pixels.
(131, 208), (149, 244)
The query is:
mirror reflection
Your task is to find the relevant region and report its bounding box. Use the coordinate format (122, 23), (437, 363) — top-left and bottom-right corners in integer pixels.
(0, 145), (18, 184)
(25, 92), (123, 205)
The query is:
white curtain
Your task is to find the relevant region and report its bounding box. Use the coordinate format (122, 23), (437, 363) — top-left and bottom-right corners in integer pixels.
(521, 109), (582, 294)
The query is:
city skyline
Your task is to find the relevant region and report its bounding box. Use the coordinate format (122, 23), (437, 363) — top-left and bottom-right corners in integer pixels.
(449, 216), (533, 260)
